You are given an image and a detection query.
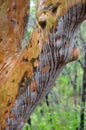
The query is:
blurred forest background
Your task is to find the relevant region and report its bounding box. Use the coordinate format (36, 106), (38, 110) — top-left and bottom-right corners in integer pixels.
(23, 0), (86, 130)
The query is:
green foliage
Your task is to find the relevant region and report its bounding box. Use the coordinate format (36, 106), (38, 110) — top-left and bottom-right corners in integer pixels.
(23, 96), (81, 130)
(23, 123), (31, 130)
(80, 20), (86, 41)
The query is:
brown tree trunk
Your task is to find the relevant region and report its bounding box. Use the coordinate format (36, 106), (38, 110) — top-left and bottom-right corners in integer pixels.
(0, 0), (30, 129)
(0, 0), (86, 129)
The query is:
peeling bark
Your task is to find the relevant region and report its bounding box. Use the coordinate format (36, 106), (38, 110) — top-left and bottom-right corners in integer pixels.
(0, 0), (30, 129)
(0, 0), (29, 86)
(0, 0), (86, 129)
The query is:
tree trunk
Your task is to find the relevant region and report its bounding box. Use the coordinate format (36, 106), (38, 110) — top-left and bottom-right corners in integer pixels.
(78, 40), (86, 130)
(79, 56), (86, 130)
(0, 0), (30, 129)
(0, 0), (86, 129)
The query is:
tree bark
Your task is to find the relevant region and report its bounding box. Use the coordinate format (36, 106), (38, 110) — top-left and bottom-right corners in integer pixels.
(0, 0), (86, 129)
(0, 0), (30, 129)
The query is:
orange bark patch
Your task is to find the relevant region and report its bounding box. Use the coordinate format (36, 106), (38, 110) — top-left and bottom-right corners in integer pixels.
(34, 59), (40, 67)
(26, 97), (32, 103)
(42, 64), (50, 73)
(30, 81), (39, 92)
(71, 47), (80, 60)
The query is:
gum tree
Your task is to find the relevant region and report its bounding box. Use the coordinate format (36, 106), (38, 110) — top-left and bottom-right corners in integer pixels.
(0, 0), (86, 129)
